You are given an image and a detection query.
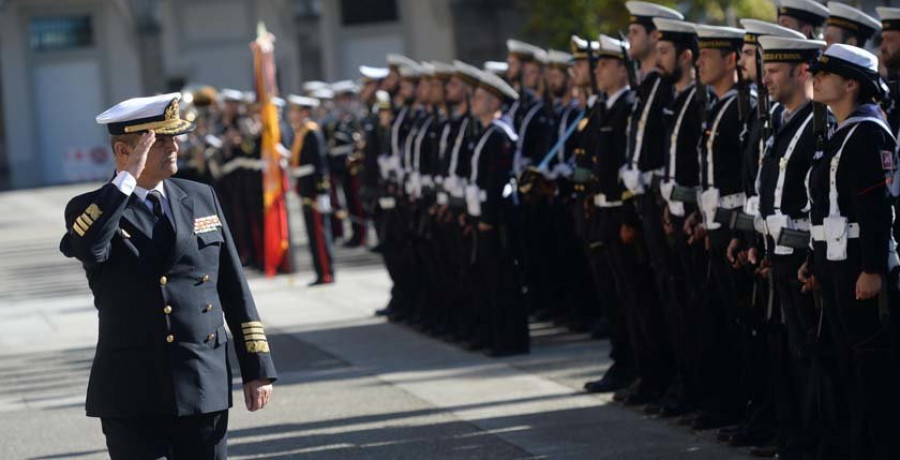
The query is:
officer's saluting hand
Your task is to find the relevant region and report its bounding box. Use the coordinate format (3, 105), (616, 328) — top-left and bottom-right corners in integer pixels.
(60, 93), (276, 459)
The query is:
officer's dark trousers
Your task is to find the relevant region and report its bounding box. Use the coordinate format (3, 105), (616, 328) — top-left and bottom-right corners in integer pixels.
(701, 228), (752, 421)
(813, 242), (899, 460)
(474, 226), (529, 355)
(586, 206), (634, 380)
(383, 199), (415, 319)
(665, 210), (707, 405)
(769, 251), (816, 457)
(101, 411), (227, 460)
(342, 170), (367, 243)
(554, 198), (600, 329)
(301, 203), (334, 282)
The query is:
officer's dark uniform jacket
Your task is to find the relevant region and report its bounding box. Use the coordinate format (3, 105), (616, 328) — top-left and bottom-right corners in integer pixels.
(626, 71), (674, 176)
(663, 83), (707, 188)
(60, 178), (278, 418)
(807, 104), (896, 274)
(470, 120), (516, 226)
(292, 120), (330, 198)
(548, 99), (583, 173)
(595, 88), (636, 206)
(701, 87), (754, 197)
(361, 111), (383, 198)
(758, 102), (817, 222)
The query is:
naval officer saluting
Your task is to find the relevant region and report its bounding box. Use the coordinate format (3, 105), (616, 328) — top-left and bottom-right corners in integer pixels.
(60, 93), (277, 459)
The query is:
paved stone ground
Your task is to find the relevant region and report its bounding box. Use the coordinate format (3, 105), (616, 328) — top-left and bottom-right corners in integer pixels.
(0, 183), (751, 459)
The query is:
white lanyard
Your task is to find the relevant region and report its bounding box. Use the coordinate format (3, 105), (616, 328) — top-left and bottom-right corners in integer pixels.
(629, 77), (661, 169)
(391, 106), (407, 159)
(447, 118), (469, 177)
(413, 117), (433, 171)
(705, 93), (737, 187)
(514, 102), (543, 175)
(438, 122), (451, 162)
(828, 116), (896, 218)
(668, 86), (697, 181)
(772, 112), (814, 213)
(469, 125), (497, 184)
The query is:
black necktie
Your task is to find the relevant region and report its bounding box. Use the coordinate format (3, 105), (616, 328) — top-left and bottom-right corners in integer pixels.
(147, 190), (175, 253)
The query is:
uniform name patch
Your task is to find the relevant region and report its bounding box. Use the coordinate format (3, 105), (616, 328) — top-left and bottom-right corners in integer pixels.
(881, 150), (894, 171)
(193, 215), (222, 234)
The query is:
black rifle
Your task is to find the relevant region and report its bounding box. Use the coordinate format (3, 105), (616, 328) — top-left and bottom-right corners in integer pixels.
(755, 46), (771, 145)
(735, 49), (752, 122)
(618, 31), (640, 89)
(586, 35), (599, 95)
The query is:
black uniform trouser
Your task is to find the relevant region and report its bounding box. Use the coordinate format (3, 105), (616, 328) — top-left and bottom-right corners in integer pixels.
(474, 225), (529, 354)
(301, 202), (334, 282)
(554, 198), (600, 326)
(702, 228), (753, 420)
(665, 211), (707, 404)
(584, 205), (635, 380)
(769, 252), (816, 456)
(101, 411), (227, 460)
(813, 243), (899, 460)
(382, 196), (415, 318)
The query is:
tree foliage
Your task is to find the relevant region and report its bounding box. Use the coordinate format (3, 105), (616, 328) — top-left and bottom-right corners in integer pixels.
(519, 0), (777, 50)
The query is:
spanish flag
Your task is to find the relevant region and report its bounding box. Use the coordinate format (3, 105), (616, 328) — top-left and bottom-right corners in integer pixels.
(252, 23), (290, 277)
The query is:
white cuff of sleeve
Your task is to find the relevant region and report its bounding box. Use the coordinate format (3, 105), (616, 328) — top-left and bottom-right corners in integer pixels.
(112, 171), (137, 196)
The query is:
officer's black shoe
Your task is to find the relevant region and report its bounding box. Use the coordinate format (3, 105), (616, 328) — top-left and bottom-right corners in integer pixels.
(374, 307), (393, 317)
(343, 237), (364, 248)
(643, 403), (663, 415)
(691, 412), (737, 431)
(676, 413), (699, 426)
(584, 375), (630, 394)
(659, 400), (696, 418)
(749, 444), (778, 458)
(624, 389), (662, 407)
(715, 424), (743, 441)
(308, 278), (335, 287)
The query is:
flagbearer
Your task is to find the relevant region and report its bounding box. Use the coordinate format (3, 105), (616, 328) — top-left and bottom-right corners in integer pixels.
(289, 95), (336, 286)
(60, 93), (276, 459)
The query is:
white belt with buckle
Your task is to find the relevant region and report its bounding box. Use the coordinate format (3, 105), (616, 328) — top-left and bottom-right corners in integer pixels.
(810, 222), (860, 241)
(593, 194), (623, 208)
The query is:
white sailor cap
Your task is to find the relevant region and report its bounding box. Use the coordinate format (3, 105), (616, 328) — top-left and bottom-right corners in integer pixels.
(827, 2), (881, 42)
(653, 18), (698, 46)
(271, 96), (286, 108)
(810, 43), (884, 99)
(453, 60), (482, 86)
(694, 24), (746, 51)
(626, 1), (684, 28)
(311, 88), (335, 100)
(399, 63), (422, 80)
(220, 88), (245, 102)
(507, 39), (547, 63)
(302, 81), (329, 95)
(596, 34), (629, 60)
(387, 54), (419, 70)
(740, 19), (806, 45)
(570, 35), (600, 61)
(877, 7), (900, 32)
(419, 62), (436, 77)
(96, 92), (195, 135)
(483, 61), (509, 76)
(778, 0), (830, 27)
(242, 91), (256, 104)
(757, 35), (825, 63)
(331, 80), (359, 95)
(477, 69), (518, 102)
(545, 49), (574, 68)
(287, 94), (320, 108)
(430, 61), (456, 80)
(359, 65), (390, 81)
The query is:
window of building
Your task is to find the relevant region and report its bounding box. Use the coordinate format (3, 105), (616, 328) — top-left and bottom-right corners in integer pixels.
(29, 16), (93, 52)
(340, 0), (398, 26)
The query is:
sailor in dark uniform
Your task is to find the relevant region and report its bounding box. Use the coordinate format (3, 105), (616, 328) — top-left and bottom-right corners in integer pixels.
(358, 65), (391, 223)
(805, 44), (899, 459)
(327, 80), (367, 247)
(823, 2), (881, 49)
(581, 34), (641, 396)
(60, 93), (276, 459)
(652, 17), (709, 418)
(467, 69), (529, 357)
(690, 24), (756, 431)
(617, 0), (683, 407)
(288, 95), (335, 286)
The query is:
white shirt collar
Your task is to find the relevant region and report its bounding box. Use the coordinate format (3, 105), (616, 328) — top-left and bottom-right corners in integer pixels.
(605, 86), (630, 110)
(134, 181), (166, 203)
